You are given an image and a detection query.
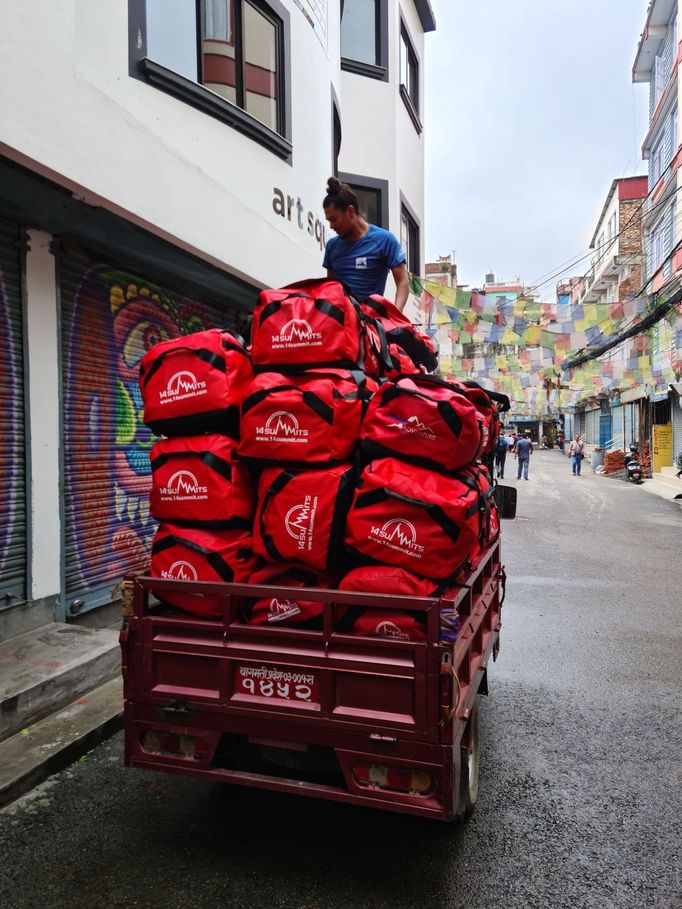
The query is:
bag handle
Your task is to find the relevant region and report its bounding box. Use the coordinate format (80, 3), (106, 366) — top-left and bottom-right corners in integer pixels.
(355, 487), (461, 544)
(140, 345), (225, 388)
(379, 383), (466, 439)
(152, 533), (236, 582)
(151, 450), (233, 482)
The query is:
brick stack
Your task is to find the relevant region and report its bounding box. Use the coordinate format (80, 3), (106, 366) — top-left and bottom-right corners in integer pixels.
(603, 450), (625, 475)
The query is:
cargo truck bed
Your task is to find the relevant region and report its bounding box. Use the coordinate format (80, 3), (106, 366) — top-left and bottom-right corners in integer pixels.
(121, 540), (504, 821)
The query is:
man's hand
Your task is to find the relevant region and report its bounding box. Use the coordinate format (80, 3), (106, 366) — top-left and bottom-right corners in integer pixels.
(392, 263), (409, 312)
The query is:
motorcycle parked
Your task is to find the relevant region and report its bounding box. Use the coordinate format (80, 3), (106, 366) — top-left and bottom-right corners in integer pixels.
(624, 443), (643, 484)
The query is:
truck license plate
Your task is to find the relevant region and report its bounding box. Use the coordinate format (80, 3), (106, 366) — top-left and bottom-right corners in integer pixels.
(235, 664), (319, 704)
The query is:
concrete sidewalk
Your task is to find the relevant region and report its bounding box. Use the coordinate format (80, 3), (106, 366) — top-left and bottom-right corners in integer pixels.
(0, 622), (123, 808)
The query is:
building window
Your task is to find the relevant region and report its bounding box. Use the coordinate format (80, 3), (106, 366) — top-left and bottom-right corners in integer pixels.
(134, 0), (291, 160)
(341, 0), (388, 81)
(400, 200), (420, 274)
(399, 21), (421, 133)
(339, 173), (388, 229)
(332, 95), (342, 176)
(651, 139), (665, 186)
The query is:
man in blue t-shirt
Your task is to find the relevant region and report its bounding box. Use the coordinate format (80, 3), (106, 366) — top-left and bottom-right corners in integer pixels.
(322, 177), (410, 311)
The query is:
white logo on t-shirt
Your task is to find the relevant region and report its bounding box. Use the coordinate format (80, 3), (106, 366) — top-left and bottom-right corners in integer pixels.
(355, 257), (368, 269)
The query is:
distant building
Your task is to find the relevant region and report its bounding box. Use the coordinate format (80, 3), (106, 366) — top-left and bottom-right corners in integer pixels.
(632, 0), (682, 469)
(425, 254), (458, 288)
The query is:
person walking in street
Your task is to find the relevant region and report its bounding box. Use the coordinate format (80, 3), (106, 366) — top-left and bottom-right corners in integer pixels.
(494, 434), (508, 479)
(322, 177), (410, 311)
(568, 435), (585, 476)
(515, 431), (533, 480)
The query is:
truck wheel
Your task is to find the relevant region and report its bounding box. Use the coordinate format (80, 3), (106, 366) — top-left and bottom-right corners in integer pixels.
(457, 697), (480, 821)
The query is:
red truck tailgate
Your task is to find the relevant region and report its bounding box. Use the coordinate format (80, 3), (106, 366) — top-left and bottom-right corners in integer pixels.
(127, 587), (443, 740)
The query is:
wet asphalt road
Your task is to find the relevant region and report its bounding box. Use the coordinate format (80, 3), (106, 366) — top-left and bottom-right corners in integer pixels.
(1, 451), (681, 909)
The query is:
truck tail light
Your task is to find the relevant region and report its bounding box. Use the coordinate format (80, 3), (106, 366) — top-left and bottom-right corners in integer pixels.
(352, 763), (433, 796)
(141, 729), (199, 760)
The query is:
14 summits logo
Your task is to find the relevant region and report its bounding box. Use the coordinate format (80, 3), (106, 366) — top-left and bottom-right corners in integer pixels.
(159, 470), (208, 501)
(285, 495), (319, 553)
(369, 519), (425, 559)
(256, 411), (309, 444)
(386, 415), (437, 440)
(159, 370), (207, 405)
(162, 560), (198, 581)
(266, 598), (302, 622)
(272, 319), (323, 349)
(375, 620), (411, 641)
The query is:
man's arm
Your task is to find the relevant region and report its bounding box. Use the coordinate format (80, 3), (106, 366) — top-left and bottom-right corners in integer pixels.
(326, 268), (334, 280)
(392, 263), (409, 312)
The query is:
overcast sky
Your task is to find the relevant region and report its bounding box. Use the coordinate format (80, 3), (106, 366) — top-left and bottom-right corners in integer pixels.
(424, 0), (650, 295)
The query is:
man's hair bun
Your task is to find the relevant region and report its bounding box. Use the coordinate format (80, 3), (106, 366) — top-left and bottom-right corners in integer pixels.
(326, 176), (342, 196)
(323, 176), (361, 214)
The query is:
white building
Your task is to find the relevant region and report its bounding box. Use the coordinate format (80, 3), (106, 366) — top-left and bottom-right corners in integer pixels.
(0, 0), (435, 635)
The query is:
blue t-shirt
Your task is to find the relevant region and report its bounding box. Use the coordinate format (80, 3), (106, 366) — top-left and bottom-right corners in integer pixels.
(323, 225), (406, 299)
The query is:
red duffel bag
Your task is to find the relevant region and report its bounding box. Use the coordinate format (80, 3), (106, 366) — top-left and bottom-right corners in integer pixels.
(139, 329), (252, 437)
(239, 369), (375, 464)
(455, 462), (499, 570)
(253, 463), (356, 570)
(251, 279), (366, 372)
(360, 375), (485, 470)
(338, 567), (460, 643)
(150, 524), (256, 617)
(361, 295), (438, 374)
(243, 562), (334, 627)
(452, 381), (503, 455)
(345, 458), (484, 580)
(150, 434), (253, 528)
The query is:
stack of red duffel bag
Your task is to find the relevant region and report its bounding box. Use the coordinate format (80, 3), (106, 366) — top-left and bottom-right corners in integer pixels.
(137, 279), (506, 641)
(236, 280), (435, 628)
(139, 329), (258, 617)
(342, 374), (503, 641)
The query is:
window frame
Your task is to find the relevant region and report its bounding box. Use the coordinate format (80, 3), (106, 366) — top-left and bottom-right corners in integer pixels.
(339, 172), (389, 229)
(129, 0), (292, 162)
(340, 0), (389, 83)
(399, 18), (421, 134)
(400, 193), (420, 275)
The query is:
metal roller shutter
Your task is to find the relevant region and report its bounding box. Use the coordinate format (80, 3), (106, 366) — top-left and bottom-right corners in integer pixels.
(0, 220), (27, 604)
(59, 243), (242, 614)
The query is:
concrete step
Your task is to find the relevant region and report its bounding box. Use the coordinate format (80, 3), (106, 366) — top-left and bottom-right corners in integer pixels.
(0, 623), (120, 742)
(0, 676), (123, 809)
(651, 472), (682, 493)
(659, 465), (682, 479)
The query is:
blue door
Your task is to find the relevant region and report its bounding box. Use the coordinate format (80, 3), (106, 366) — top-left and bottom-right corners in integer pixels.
(599, 412), (612, 448)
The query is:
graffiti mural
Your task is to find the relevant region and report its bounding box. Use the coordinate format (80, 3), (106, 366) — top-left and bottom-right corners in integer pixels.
(63, 260), (236, 598)
(0, 226), (26, 600)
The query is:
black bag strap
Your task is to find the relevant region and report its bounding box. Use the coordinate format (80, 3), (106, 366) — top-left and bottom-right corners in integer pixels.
(258, 470), (296, 562)
(151, 533), (235, 581)
(140, 345), (225, 388)
(241, 385), (333, 424)
(354, 487), (461, 544)
(150, 449), (233, 482)
(314, 298), (346, 326)
(221, 337), (248, 356)
(377, 383), (466, 439)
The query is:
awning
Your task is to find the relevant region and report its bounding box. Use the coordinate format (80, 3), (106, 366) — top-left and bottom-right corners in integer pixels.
(0, 157), (258, 311)
(620, 387), (647, 403)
